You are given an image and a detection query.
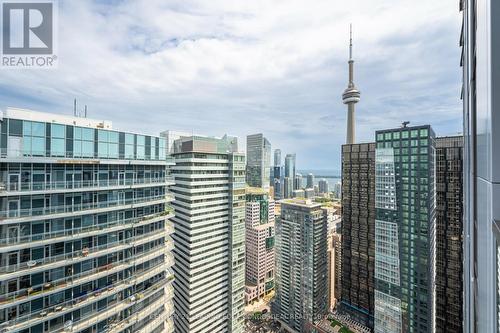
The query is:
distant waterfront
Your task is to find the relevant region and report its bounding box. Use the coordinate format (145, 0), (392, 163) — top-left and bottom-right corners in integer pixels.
(297, 170), (341, 190)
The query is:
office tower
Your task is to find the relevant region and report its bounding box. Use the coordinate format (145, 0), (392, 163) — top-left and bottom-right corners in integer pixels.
(318, 179), (329, 194)
(283, 177), (293, 199)
(273, 178), (282, 200)
(246, 133), (271, 189)
(244, 188), (275, 304)
(0, 108), (175, 333)
(284, 153), (296, 179)
(374, 125), (436, 333)
(340, 142), (376, 328)
(306, 173), (315, 189)
(274, 149), (281, 167)
(460, 1), (500, 332)
(435, 136), (463, 333)
(274, 199), (328, 332)
(170, 135), (246, 333)
(294, 173), (303, 190)
(292, 189), (305, 198)
(342, 25), (361, 144)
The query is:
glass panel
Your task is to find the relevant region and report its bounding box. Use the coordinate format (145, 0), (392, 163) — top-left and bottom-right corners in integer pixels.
(51, 124), (65, 138)
(32, 137), (45, 156)
(51, 138), (65, 157)
(32, 122), (45, 136)
(98, 130), (108, 142)
(23, 121), (32, 136)
(125, 134), (134, 145)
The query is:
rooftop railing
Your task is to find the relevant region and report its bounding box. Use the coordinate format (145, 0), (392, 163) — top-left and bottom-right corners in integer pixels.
(0, 149), (173, 163)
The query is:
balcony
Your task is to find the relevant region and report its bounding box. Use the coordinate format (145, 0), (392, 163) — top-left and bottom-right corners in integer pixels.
(0, 148), (169, 164)
(0, 194), (167, 222)
(6, 275), (169, 333)
(0, 246), (168, 307)
(0, 228), (167, 275)
(0, 210), (173, 248)
(0, 177), (174, 196)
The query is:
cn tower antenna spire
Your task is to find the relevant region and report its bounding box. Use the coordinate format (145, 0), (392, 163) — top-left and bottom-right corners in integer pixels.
(349, 23), (353, 60)
(342, 24), (361, 144)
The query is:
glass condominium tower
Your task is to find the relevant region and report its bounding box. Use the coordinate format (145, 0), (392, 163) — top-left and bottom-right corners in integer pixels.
(0, 108), (175, 333)
(374, 125), (436, 333)
(170, 135), (246, 333)
(460, 0), (500, 332)
(274, 198), (328, 333)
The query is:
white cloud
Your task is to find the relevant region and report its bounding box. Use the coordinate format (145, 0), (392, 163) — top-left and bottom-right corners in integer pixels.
(0, 0), (462, 169)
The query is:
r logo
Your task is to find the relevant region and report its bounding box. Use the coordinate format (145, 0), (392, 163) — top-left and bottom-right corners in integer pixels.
(2, 2), (53, 54)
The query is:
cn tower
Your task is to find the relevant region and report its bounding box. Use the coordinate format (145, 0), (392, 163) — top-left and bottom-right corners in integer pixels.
(342, 24), (361, 144)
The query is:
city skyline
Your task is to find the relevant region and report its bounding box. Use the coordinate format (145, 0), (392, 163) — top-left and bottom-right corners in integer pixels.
(0, 0), (462, 170)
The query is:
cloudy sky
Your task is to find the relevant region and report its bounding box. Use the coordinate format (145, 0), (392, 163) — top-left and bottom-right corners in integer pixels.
(0, 0), (462, 170)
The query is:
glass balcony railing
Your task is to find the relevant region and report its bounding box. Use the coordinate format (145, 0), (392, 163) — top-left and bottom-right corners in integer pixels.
(0, 229), (168, 273)
(0, 148), (169, 163)
(0, 211), (173, 246)
(0, 245), (169, 305)
(0, 194), (168, 220)
(2, 270), (169, 331)
(0, 177), (174, 193)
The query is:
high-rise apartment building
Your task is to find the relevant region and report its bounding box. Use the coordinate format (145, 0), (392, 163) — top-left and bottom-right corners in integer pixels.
(374, 125), (436, 333)
(170, 135), (246, 333)
(435, 136), (463, 333)
(0, 108), (175, 333)
(246, 134), (271, 189)
(306, 173), (314, 189)
(328, 227), (342, 311)
(284, 154), (296, 180)
(460, 1), (500, 332)
(274, 199), (328, 333)
(318, 179), (329, 194)
(160, 130), (192, 156)
(244, 188), (275, 304)
(340, 142), (376, 328)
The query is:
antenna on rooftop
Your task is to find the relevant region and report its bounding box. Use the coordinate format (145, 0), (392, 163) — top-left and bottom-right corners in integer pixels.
(84, 105), (87, 118)
(74, 99), (77, 116)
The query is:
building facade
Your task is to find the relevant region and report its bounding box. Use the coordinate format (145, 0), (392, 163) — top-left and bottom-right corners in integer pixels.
(284, 154), (296, 180)
(327, 229), (341, 311)
(340, 143), (376, 328)
(170, 135), (246, 333)
(274, 199), (328, 333)
(0, 108), (175, 333)
(306, 173), (314, 189)
(244, 188), (275, 304)
(460, 1), (500, 332)
(435, 136), (463, 333)
(283, 177), (293, 199)
(318, 179), (329, 194)
(246, 134), (271, 189)
(294, 174), (303, 190)
(374, 125), (436, 333)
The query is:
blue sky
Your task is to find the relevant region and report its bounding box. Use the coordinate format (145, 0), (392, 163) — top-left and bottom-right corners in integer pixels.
(0, 0), (462, 170)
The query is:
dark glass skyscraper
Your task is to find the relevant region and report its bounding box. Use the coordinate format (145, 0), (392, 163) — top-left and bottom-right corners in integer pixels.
(435, 136), (463, 333)
(374, 125), (436, 333)
(340, 142), (376, 328)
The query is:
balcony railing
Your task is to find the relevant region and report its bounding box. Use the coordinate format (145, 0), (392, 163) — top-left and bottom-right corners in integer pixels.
(0, 148), (172, 163)
(2, 269), (169, 331)
(0, 194), (168, 220)
(0, 245), (169, 305)
(1, 177), (174, 193)
(0, 210), (173, 246)
(0, 228), (168, 274)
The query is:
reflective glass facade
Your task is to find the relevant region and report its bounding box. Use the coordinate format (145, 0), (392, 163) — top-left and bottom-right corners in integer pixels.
(374, 125), (436, 333)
